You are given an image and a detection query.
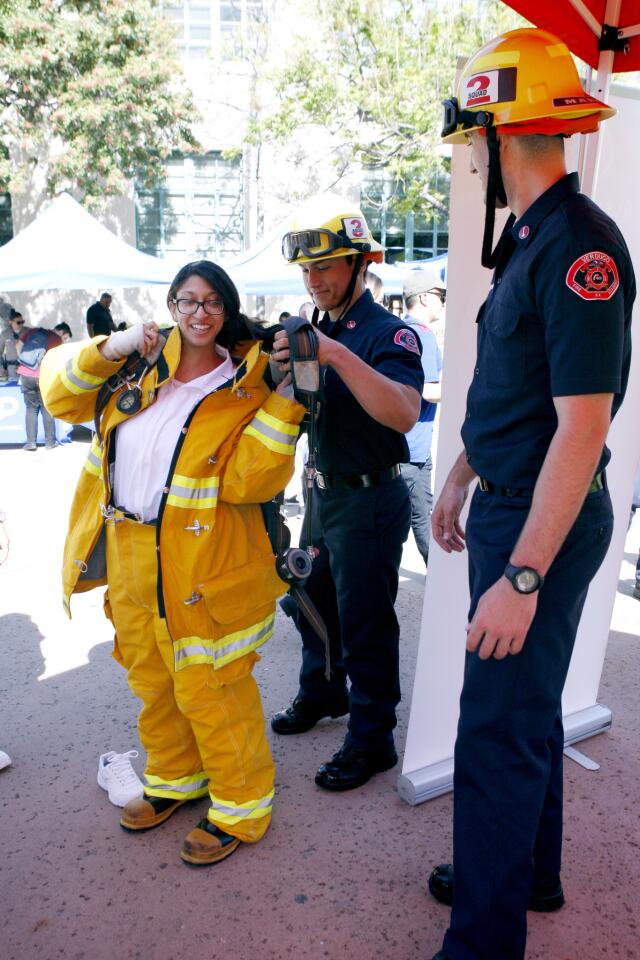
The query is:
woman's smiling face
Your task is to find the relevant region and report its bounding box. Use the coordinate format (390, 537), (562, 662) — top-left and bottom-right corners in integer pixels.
(169, 274), (225, 352)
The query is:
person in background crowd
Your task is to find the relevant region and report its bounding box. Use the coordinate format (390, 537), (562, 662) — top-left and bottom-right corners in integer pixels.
(278, 310), (292, 322)
(270, 198), (423, 791)
(298, 301), (314, 323)
(54, 322), (72, 343)
(400, 268), (445, 567)
(0, 310), (29, 382)
(41, 259), (304, 866)
(364, 271), (384, 304)
(16, 321), (64, 450)
(86, 292), (115, 338)
(427, 29), (634, 960)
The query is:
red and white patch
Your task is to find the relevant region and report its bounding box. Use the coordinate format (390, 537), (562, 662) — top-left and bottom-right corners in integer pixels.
(519, 225), (530, 240)
(394, 329), (420, 355)
(346, 319), (356, 329)
(342, 217), (366, 241)
(565, 251), (619, 301)
(462, 67), (517, 108)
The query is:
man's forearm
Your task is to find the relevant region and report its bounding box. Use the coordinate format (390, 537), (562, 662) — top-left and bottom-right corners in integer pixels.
(510, 399), (612, 575)
(326, 341), (420, 433)
(447, 448), (477, 489)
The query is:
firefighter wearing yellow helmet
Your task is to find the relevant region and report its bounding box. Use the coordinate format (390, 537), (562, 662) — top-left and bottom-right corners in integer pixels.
(270, 196), (424, 791)
(427, 29), (635, 960)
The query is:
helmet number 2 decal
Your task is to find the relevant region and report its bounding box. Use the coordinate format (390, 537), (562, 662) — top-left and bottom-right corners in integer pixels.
(462, 67), (517, 109)
(343, 217), (366, 240)
(566, 252), (619, 301)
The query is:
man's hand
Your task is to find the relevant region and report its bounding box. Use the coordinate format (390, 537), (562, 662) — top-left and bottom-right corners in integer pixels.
(466, 576), (538, 659)
(432, 477), (469, 553)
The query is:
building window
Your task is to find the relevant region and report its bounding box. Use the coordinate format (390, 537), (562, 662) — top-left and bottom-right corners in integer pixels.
(163, 0), (264, 61)
(361, 168), (449, 263)
(0, 194), (13, 247)
(135, 153), (244, 261)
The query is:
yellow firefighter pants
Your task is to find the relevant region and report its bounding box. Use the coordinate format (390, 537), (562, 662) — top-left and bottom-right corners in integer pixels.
(105, 517), (275, 843)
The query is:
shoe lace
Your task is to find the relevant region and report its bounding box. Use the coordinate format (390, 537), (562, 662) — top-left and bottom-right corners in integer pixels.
(106, 750), (140, 787)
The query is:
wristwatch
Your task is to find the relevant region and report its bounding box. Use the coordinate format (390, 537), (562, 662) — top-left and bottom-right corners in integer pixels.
(504, 563), (545, 594)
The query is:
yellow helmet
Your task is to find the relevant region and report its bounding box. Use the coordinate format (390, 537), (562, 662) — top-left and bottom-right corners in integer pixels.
(442, 27), (615, 144)
(282, 194), (384, 265)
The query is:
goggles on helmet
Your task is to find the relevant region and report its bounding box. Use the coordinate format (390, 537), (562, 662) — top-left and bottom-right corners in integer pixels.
(441, 97), (495, 139)
(282, 228), (371, 263)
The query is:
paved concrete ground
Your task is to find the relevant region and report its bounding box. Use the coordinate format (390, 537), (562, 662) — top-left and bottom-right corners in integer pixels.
(0, 439), (638, 960)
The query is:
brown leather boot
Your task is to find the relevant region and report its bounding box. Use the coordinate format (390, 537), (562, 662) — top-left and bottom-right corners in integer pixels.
(180, 819), (241, 865)
(120, 794), (188, 831)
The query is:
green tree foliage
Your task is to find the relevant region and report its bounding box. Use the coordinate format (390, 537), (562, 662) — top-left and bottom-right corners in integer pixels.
(247, 0), (524, 219)
(0, 0), (199, 207)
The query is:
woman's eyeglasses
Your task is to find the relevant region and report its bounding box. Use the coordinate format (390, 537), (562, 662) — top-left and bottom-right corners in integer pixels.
(172, 298), (224, 317)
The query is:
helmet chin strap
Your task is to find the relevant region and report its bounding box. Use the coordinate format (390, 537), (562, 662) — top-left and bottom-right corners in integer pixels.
(481, 127), (511, 269)
(311, 254), (365, 326)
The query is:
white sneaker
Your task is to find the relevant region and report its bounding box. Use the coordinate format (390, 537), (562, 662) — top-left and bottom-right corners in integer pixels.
(0, 749), (11, 770)
(97, 750), (144, 807)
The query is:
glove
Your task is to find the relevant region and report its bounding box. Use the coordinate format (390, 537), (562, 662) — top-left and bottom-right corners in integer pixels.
(100, 324), (145, 361)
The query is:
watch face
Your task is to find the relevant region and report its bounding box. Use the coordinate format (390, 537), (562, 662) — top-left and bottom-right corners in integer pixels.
(515, 569), (538, 593)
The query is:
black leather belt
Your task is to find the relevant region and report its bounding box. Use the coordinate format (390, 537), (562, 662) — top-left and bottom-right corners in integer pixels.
(115, 506), (157, 525)
(315, 464), (401, 490)
(478, 471), (605, 498)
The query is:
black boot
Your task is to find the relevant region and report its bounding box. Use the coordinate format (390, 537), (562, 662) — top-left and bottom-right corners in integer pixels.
(271, 695), (349, 735)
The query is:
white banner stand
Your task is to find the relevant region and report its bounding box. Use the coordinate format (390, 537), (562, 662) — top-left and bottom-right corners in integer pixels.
(399, 84), (640, 806)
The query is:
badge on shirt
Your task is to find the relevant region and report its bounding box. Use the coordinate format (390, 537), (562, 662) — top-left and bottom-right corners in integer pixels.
(566, 251), (620, 301)
(394, 329), (420, 355)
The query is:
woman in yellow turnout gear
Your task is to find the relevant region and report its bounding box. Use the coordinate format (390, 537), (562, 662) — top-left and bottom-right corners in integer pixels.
(40, 260), (305, 865)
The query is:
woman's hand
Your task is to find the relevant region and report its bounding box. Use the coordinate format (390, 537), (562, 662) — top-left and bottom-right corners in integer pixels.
(275, 372), (295, 399)
(140, 322), (161, 361)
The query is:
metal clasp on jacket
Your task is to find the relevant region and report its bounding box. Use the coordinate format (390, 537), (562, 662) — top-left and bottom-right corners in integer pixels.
(184, 520), (209, 537)
(183, 591), (202, 605)
(101, 504), (123, 523)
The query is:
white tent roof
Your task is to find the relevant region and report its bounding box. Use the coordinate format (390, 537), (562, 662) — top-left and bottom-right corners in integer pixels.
(0, 192), (175, 292)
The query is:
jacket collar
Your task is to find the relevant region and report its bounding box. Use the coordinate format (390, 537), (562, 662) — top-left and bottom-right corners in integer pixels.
(153, 327), (267, 392)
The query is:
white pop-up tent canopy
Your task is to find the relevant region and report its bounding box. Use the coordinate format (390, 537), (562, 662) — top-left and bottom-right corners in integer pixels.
(0, 192), (175, 292)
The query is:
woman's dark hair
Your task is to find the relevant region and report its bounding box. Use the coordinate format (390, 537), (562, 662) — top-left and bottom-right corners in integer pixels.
(167, 260), (268, 350)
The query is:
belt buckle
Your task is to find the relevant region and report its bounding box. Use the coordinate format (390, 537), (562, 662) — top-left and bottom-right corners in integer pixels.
(479, 478), (489, 493)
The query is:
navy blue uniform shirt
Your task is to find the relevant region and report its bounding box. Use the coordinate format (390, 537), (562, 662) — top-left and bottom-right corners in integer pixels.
(463, 173), (635, 489)
(317, 288), (424, 474)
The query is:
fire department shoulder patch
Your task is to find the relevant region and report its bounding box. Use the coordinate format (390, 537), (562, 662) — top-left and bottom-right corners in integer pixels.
(565, 251), (619, 301)
(394, 328), (420, 355)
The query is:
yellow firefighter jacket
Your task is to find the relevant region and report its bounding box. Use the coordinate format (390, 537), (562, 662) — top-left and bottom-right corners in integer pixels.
(40, 327), (306, 672)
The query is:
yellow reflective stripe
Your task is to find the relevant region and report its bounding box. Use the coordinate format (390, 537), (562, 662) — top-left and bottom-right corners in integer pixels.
(244, 408), (298, 456)
(173, 613), (275, 671)
(83, 440), (102, 477)
(207, 788), (274, 825)
(144, 771), (209, 800)
(166, 473), (219, 510)
(61, 356), (105, 396)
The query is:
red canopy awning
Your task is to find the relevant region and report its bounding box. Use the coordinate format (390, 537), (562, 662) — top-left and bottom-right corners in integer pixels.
(506, 1), (640, 72)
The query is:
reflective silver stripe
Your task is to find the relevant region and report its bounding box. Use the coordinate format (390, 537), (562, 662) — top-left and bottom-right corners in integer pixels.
(247, 415), (296, 450)
(169, 483), (217, 501)
(144, 777), (208, 794)
(64, 358), (103, 392)
(208, 794), (273, 818)
(174, 616), (274, 668)
(215, 619), (273, 662)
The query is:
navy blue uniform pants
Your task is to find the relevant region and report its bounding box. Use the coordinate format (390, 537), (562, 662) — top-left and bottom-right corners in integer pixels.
(443, 486), (613, 960)
(296, 476), (410, 749)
